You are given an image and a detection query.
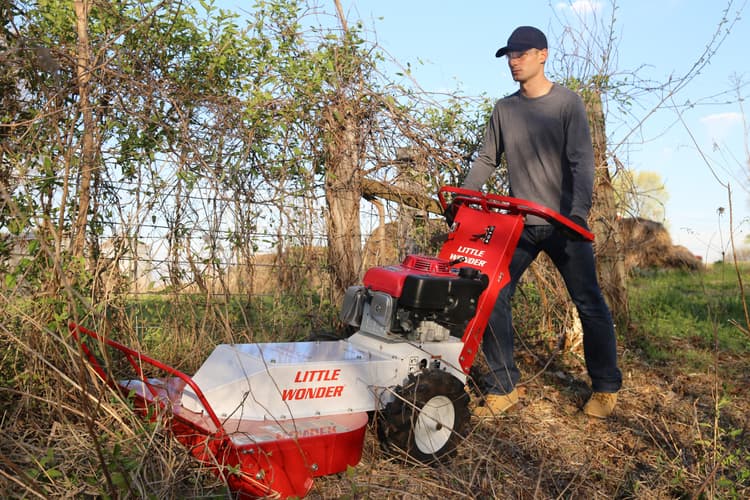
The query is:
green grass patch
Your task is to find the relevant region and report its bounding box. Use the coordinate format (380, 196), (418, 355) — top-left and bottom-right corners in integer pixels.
(627, 263), (750, 372)
(109, 291), (339, 370)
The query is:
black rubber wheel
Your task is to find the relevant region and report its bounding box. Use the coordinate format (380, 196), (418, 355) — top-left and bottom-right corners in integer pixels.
(377, 368), (470, 464)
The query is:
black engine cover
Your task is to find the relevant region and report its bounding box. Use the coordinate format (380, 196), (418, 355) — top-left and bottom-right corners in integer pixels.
(398, 268), (488, 336)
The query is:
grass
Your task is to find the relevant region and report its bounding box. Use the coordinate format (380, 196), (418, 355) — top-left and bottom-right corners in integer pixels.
(627, 263), (750, 373)
(2, 262), (749, 498)
(105, 291), (340, 371)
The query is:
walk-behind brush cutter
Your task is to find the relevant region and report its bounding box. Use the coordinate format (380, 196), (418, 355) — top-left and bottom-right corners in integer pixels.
(70, 186), (592, 498)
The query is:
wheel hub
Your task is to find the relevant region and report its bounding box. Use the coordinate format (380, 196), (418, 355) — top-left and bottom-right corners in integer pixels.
(414, 395), (455, 454)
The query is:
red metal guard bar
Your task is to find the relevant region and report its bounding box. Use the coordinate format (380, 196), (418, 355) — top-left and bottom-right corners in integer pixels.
(69, 322), (224, 433)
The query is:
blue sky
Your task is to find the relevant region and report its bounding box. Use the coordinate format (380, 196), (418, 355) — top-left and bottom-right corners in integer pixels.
(224, 0), (750, 262)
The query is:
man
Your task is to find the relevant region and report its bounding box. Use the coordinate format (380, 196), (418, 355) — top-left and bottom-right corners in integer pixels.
(460, 26), (622, 418)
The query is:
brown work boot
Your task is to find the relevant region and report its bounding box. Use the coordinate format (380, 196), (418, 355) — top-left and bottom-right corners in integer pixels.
(583, 392), (617, 418)
(472, 389), (519, 418)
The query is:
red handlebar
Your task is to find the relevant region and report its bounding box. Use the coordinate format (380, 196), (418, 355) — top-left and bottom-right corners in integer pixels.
(438, 186), (594, 242)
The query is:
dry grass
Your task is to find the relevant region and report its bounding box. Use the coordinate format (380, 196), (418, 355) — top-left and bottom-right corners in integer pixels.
(617, 218), (702, 271)
(1, 261), (748, 499)
(304, 344), (750, 499)
(2, 322), (748, 499)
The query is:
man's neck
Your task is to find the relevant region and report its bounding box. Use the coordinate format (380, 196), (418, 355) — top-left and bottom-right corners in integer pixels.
(520, 76), (553, 98)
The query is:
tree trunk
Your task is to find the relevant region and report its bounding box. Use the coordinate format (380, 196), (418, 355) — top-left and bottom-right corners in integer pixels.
(324, 2), (364, 303)
(393, 147), (430, 257)
(584, 90), (629, 326)
(72, 0), (96, 258)
(324, 100), (362, 301)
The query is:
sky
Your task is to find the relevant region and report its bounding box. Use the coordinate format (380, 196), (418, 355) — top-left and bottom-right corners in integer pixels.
(225, 0), (750, 262)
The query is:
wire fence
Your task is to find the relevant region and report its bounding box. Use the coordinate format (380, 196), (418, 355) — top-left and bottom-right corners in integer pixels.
(4, 166), (445, 340)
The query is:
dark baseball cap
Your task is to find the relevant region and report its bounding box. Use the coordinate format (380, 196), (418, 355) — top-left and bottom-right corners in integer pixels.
(495, 26), (548, 57)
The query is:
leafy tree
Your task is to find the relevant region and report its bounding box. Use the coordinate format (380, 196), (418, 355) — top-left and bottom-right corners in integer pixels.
(613, 169), (670, 222)
(2, 0), (483, 309)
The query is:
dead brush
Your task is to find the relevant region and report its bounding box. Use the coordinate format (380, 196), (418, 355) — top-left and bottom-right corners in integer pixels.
(2, 219), (748, 499)
(0, 300), (231, 498)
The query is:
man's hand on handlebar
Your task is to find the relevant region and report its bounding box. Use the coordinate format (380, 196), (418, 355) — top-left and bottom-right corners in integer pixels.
(556, 215), (590, 241)
(444, 201), (459, 227)
(569, 215), (589, 231)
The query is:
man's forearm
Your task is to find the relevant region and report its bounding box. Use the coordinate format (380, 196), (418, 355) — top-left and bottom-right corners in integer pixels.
(462, 160), (496, 190)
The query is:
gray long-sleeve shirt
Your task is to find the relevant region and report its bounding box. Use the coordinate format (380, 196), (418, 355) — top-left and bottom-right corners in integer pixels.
(462, 83), (595, 225)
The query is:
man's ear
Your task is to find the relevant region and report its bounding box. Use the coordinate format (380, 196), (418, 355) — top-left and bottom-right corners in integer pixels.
(539, 48), (549, 64)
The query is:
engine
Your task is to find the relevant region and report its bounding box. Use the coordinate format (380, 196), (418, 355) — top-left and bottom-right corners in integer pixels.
(340, 255), (488, 342)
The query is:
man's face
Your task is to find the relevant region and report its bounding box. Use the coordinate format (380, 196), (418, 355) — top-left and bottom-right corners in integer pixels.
(506, 48), (548, 83)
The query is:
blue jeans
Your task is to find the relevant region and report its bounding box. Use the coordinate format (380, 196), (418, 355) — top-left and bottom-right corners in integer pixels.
(482, 225), (623, 395)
